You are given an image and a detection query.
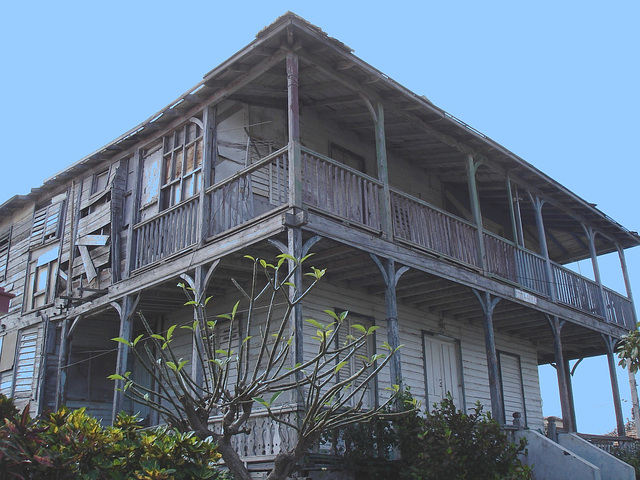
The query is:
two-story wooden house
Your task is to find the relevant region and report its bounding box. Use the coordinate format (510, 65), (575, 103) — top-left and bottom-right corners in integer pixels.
(0, 11), (638, 474)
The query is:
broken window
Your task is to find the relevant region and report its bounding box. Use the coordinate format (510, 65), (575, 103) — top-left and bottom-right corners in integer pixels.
(0, 229), (11, 281)
(25, 245), (59, 310)
(160, 119), (204, 209)
(30, 200), (64, 247)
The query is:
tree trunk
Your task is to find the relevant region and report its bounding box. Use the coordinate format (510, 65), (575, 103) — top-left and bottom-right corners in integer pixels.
(216, 437), (253, 480)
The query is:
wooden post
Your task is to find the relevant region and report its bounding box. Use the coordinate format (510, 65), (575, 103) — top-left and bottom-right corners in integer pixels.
(124, 150), (142, 278)
(199, 105), (216, 243)
(370, 255), (409, 392)
(603, 334), (626, 436)
(374, 101), (393, 240)
(564, 359), (578, 431)
(584, 225), (608, 318)
(55, 315), (77, 409)
(472, 289), (504, 423)
(531, 195), (555, 300)
(111, 294), (139, 423)
(286, 50), (302, 209)
(466, 155), (486, 270)
(547, 316), (574, 432)
(506, 176), (520, 247)
(618, 245), (638, 326)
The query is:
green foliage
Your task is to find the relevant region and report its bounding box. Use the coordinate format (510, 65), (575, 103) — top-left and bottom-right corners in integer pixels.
(0, 395), (228, 480)
(610, 446), (640, 479)
(617, 323), (640, 373)
(401, 395), (531, 480)
(326, 391), (530, 480)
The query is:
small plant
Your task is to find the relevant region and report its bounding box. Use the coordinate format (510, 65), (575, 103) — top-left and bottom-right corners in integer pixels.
(0, 395), (227, 480)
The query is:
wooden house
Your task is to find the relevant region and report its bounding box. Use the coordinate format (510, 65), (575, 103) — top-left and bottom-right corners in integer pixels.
(0, 12), (638, 473)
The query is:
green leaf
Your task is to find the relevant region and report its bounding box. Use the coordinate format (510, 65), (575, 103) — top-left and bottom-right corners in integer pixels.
(112, 337), (131, 346)
(132, 334), (144, 346)
(215, 349), (230, 356)
(270, 391), (284, 404)
(177, 282), (185, 289)
(252, 397), (269, 408)
(244, 255), (255, 261)
(259, 259), (267, 269)
(351, 324), (367, 334)
(184, 300), (198, 306)
(166, 325), (177, 341)
(300, 253), (315, 263)
(305, 318), (325, 329)
(204, 296), (213, 306)
(231, 301), (240, 319)
(243, 335), (253, 344)
(323, 310), (341, 322)
(151, 334), (165, 341)
(335, 360), (348, 373)
(108, 374), (125, 381)
(367, 326), (380, 335)
(277, 253), (297, 262)
(218, 314), (231, 320)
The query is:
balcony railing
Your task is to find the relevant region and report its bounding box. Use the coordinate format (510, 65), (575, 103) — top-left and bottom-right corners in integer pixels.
(131, 146), (634, 330)
(206, 148), (289, 238)
(133, 196), (199, 269)
(302, 148), (383, 232)
(392, 190), (479, 267)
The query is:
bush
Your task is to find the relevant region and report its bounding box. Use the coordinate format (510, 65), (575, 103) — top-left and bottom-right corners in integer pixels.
(401, 395), (531, 480)
(329, 391), (531, 480)
(610, 446), (640, 479)
(0, 395), (228, 480)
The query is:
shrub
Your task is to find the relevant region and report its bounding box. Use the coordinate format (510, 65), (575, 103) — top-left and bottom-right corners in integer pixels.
(0, 395), (228, 480)
(401, 395), (531, 480)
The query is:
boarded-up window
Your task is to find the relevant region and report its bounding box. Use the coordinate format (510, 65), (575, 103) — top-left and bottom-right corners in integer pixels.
(14, 329), (38, 393)
(161, 120), (204, 209)
(0, 229), (10, 281)
(30, 202), (63, 247)
(91, 169), (110, 195)
(499, 351), (526, 426)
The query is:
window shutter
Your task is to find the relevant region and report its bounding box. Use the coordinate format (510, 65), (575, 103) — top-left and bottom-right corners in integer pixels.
(30, 202), (62, 247)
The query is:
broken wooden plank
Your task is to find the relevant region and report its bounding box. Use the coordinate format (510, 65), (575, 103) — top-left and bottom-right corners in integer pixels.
(78, 245), (97, 283)
(76, 235), (109, 246)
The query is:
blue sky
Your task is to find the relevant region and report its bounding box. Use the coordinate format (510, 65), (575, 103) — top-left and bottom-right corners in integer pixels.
(1, 1), (638, 434)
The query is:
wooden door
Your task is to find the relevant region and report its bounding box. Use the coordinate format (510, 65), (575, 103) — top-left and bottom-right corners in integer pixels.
(423, 334), (463, 410)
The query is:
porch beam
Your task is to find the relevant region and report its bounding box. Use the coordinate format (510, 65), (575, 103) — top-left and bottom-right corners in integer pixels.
(371, 254), (409, 392)
(375, 101), (393, 240)
(547, 315), (575, 432)
(466, 155), (486, 270)
(472, 289), (504, 423)
(287, 50), (302, 209)
(111, 293), (141, 423)
(603, 334), (626, 436)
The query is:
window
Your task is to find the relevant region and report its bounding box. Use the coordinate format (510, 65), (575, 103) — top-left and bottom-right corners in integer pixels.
(0, 229), (11, 281)
(335, 312), (376, 408)
(26, 245), (59, 310)
(160, 120), (204, 209)
(13, 329), (38, 393)
(30, 201), (63, 247)
(91, 169), (110, 195)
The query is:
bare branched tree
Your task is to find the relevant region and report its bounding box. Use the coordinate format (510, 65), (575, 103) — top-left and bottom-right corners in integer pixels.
(110, 255), (410, 480)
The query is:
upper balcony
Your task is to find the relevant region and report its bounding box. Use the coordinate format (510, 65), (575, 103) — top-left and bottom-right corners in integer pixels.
(130, 143), (636, 332)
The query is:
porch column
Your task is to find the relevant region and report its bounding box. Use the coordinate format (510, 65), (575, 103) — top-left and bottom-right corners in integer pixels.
(374, 101), (393, 240)
(199, 105), (216, 243)
(603, 334), (626, 436)
(55, 315), (78, 409)
(584, 225), (607, 318)
(286, 50), (302, 209)
(564, 359), (578, 431)
(124, 149), (142, 278)
(472, 290), (504, 423)
(531, 195), (555, 300)
(547, 315), (575, 432)
(618, 245), (638, 327)
(466, 155), (486, 270)
(111, 294), (140, 423)
(506, 176), (522, 247)
(370, 255), (409, 392)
